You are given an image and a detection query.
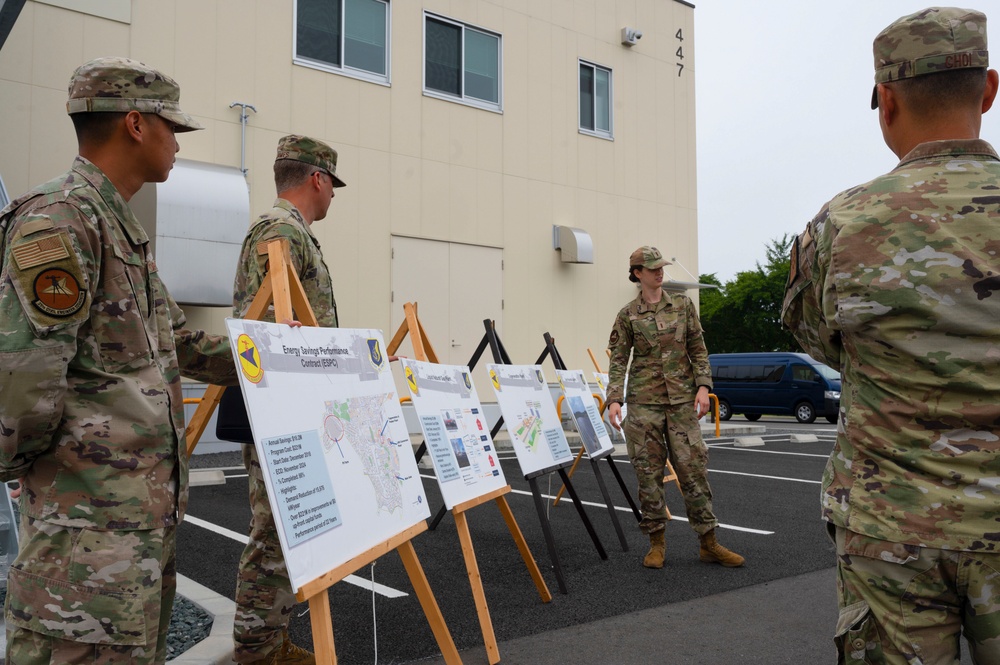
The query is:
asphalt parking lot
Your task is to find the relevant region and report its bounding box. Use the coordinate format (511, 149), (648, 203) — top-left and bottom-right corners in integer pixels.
(179, 421), (852, 664)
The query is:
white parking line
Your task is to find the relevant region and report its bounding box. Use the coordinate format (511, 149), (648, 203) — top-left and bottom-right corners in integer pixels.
(708, 446), (830, 459)
(182, 515), (408, 598)
(709, 468), (822, 484)
(417, 474), (774, 535)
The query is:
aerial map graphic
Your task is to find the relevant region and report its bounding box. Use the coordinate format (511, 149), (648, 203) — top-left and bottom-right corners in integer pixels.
(323, 394), (404, 516)
(512, 400), (544, 452)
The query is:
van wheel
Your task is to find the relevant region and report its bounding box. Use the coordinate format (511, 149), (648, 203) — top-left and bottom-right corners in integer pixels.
(745, 414), (761, 421)
(825, 414), (838, 424)
(794, 402), (816, 424)
(717, 400), (732, 421)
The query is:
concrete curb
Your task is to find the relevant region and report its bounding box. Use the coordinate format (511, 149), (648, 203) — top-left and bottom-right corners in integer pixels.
(172, 574), (236, 664)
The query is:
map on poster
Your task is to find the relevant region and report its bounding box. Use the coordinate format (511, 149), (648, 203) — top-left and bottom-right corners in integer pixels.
(401, 359), (507, 510)
(226, 319), (429, 593)
(556, 369), (614, 459)
(487, 364), (573, 477)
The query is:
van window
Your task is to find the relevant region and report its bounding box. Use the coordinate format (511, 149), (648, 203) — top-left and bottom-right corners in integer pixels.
(792, 365), (820, 382)
(763, 365), (784, 382)
(816, 364), (839, 381)
(713, 363), (785, 382)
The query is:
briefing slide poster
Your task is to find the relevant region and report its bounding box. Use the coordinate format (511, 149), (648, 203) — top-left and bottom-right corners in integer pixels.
(556, 369), (615, 459)
(226, 319), (430, 593)
(401, 359), (508, 510)
(593, 372), (626, 445)
(487, 364), (573, 477)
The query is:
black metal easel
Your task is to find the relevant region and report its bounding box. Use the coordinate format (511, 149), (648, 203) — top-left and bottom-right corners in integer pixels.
(538, 332), (637, 552)
(475, 320), (608, 594)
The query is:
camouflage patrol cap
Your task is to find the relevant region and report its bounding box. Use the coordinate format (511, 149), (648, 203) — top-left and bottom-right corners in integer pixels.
(276, 135), (347, 188)
(66, 56), (203, 131)
(629, 246), (670, 270)
(871, 7), (989, 109)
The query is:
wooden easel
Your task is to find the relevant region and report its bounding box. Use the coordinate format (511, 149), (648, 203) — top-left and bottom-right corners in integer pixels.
(386, 302), (551, 664)
(185, 244), (460, 665)
(466, 319), (607, 595)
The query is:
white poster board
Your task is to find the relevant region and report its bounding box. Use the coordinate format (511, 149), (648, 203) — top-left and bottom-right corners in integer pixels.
(556, 369), (615, 459)
(593, 372), (626, 445)
(226, 320), (429, 592)
(401, 359), (508, 510)
(487, 364), (573, 477)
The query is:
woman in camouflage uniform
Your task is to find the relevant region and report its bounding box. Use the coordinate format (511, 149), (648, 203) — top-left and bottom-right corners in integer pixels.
(606, 246), (744, 569)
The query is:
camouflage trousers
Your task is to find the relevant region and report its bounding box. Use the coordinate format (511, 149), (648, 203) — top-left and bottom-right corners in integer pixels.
(623, 402), (718, 536)
(5, 518), (175, 665)
(234, 444), (297, 663)
(833, 525), (1000, 664)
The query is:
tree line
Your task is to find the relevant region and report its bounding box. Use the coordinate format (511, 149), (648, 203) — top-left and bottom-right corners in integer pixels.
(698, 235), (800, 354)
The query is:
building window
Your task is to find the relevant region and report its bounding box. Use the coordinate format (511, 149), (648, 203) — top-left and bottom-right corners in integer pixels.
(579, 60), (612, 138)
(295, 0), (389, 83)
(424, 13), (501, 111)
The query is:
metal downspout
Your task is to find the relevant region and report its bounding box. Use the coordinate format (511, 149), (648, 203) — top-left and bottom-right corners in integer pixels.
(229, 101), (257, 177)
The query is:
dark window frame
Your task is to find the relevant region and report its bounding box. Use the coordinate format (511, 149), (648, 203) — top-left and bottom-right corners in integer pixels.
(294, 0), (391, 85)
(423, 11), (503, 112)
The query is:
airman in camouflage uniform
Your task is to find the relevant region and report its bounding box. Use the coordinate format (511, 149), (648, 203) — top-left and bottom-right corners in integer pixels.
(607, 246), (744, 569)
(781, 8), (1000, 663)
(0, 57), (237, 664)
(232, 135), (344, 664)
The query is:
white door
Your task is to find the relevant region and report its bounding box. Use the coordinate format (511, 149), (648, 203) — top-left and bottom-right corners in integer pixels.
(390, 236), (503, 394)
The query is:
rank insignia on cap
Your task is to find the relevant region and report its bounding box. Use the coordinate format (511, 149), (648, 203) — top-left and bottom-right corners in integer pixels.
(32, 268), (85, 317)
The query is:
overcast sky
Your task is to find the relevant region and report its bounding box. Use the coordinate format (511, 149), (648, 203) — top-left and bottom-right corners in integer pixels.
(694, 1), (1000, 282)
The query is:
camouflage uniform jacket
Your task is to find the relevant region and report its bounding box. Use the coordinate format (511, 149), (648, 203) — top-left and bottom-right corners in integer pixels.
(607, 290), (712, 406)
(232, 198), (338, 326)
(0, 157), (237, 530)
(781, 138), (1000, 551)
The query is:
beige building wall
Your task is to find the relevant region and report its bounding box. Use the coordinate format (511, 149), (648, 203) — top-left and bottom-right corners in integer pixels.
(0, 0), (699, 375)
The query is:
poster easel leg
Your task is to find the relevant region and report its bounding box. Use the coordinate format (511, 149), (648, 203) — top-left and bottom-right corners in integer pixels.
(556, 468), (608, 560)
(396, 541), (462, 665)
(588, 459), (628, 552)
(185, 384), (226, 457)
(308, 590), (336, 665)
(453, 510), (500, 665)
(527, 477), (569, 594)
(551, 447), (585, 507)
(606, 456), (642, 521)
(428, 504), (448, 530)
(494, 495), (552, 603)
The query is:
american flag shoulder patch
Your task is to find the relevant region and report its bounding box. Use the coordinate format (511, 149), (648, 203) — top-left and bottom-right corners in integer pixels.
(11, 232), (70, 270)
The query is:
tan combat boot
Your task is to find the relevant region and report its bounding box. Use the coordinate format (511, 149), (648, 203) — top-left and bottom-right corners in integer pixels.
(699, 529), (745, 567)
(266, 629), (316, 665)
(643, 531), (666, 568)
